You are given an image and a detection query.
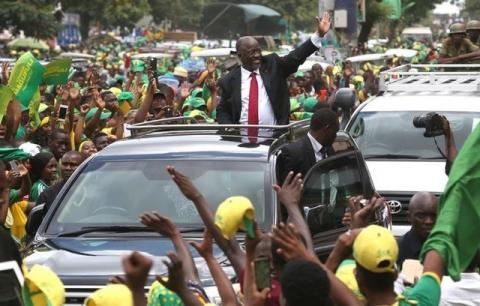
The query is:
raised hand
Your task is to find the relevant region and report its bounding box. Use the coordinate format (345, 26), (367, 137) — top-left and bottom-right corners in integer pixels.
(273, 171), (303, 210)
(122, 251), (153, 290)
(316, 12), (331, 37)
(157, 252), (188, 293)
(348, 195), (385, 229)
(180, 82), (190, 99)
(190, 228), (213, 259)
(166, 166), (202, 201)
(93, 90), (105, 109)
(140, 211), (179, 238)
(207, 58), (216, 74)
(244, 262), (270, 306)
(80, 104), (90, 115)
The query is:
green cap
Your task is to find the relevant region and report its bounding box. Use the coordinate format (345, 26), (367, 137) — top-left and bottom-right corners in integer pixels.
(183, 96), (206, 110)
(294, 71), (305, 78)
(293, 111), (313, 120)
(303, 97), (318, 112)
(130, 59), (145, 72)
(191, 88), (203, 98)
(118, 91), (134, 102)
(290, 97), (300, 112)
(185, 110), (214, 123)
(86, 107), (112, 120)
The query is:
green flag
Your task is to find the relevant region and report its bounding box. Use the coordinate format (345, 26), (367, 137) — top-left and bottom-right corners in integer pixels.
(43, 59), (72, 85)
(28, 89), (41, 128)
(7, 52), (45, 108)
(0, 85), (14, 123)
(420, 124), (480, 281)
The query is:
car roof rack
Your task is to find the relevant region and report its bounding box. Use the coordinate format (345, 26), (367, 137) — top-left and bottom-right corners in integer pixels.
(379, 64), (480, 93)
(127, 116), (310, 140)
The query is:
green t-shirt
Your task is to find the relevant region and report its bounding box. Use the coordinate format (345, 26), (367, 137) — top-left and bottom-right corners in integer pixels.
(398, 273), (441, 306)
(30, 180), (49, 203)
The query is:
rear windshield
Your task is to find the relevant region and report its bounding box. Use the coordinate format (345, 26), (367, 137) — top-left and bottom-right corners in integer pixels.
(46, 159), (271, 235)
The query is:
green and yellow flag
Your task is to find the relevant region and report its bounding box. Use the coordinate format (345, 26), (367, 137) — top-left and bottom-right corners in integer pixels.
(421, 124), (480, 280)
(0, 85), (14, 123)
(7, 52), (45, 108)
(43, 59), (72, 85)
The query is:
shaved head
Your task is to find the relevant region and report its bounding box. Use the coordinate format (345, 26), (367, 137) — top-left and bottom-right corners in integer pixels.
(408, 192), (438, 241)
(236, 36), (258, 52)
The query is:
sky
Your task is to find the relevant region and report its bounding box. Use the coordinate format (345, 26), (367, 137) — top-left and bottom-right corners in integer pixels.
(433, 1), (463, 15)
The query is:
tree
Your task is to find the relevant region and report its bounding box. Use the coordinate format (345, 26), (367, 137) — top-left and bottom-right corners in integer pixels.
(358, 0), (392, 44)
(148, 0), (209, 31)
(62, 0), (151, 39)
(462, 0), (480, 19)
(0, 0), (60, 39)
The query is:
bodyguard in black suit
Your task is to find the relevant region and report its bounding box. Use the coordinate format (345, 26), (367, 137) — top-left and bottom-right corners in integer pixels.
(277, 109), (339, 184)
(216, 13), (332, 127)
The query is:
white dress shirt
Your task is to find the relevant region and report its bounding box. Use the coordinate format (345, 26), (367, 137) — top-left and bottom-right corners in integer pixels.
(239, 66), (276, 126)
(307, 132), (325, 162)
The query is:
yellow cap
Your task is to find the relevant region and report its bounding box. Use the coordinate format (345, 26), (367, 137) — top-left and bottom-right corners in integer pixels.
(108, 87), (122, 98)
(353, 225), (398, 273)
(85, 284), (133, 306)
(214, 196), (255, 240)
(24, 265), (65, 306)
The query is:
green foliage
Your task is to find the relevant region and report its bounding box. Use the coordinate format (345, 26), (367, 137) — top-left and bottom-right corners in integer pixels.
(148, 0), (209, 30)
(0, 0), (60, 39)
(401, 0), (443, 25)
(463, 0), (480, 19)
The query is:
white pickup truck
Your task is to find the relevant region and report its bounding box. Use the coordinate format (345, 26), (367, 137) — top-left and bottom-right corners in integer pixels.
(345, 64), (480, 236)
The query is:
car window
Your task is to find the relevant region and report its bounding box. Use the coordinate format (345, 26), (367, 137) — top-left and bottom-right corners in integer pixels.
(46, 160), (271, 235)
(349, 111), (480, 159)
(301, 152), (373, 235)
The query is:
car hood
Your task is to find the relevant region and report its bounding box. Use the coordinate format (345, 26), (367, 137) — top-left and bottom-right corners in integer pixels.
(366, 160), (447, 193)
(24, 237), (233, 287)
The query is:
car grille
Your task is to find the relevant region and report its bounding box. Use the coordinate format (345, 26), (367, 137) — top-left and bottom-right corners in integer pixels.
(382, 193), (413, 225)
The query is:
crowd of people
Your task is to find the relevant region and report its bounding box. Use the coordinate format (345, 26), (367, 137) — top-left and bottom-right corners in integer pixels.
(1, 11), (480, 306)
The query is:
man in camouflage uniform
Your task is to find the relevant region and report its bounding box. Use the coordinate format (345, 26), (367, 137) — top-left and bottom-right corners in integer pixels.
(466, 20), (480, 46)
(440, 23), (478, 61)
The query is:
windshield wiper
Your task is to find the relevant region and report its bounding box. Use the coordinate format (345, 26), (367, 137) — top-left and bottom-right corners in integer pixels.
(364, 154), (421, 159)
(57, 226), (155, 237)
(57, 226), (205, 237)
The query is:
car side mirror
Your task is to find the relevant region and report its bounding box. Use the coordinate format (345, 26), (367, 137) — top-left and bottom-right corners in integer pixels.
(334, 88), (356, 129)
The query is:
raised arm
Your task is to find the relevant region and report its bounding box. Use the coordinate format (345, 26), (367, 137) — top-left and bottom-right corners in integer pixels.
(140, 211), (199, 282)
(167, 166), (246, 276)
(134, 70), (156, 123)
(191, 229), (238, 306)
(74, 104), (90, 146)
(273, 171), (313, 252)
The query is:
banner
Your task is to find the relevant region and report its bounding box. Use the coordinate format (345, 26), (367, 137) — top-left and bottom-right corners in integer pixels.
(7, 52), (45, 108)
(43, 59), (72, 85)
(28, 90), (41, 128)
(0, 85), (14, 123)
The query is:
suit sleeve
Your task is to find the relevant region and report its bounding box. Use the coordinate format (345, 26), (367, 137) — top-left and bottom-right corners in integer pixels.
(279, 39), (318, 76)
(277, 146), (299, 185)
(215, 78), (234, 124)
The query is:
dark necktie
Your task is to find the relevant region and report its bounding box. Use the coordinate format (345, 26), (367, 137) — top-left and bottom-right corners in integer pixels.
(319, 146), (328, 160)
(248, 72), (259, 143)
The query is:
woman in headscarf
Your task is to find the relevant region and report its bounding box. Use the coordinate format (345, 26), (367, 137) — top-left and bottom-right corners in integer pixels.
(29, 152), (57, 202)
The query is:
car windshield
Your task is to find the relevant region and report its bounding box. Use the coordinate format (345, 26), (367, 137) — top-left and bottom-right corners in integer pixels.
(45, 159), (271, 235)
(349, 111), (480, 159)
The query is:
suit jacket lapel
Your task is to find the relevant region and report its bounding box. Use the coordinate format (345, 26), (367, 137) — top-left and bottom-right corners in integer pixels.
(230, 67), (242, 114)
(260, 63), (273, 102)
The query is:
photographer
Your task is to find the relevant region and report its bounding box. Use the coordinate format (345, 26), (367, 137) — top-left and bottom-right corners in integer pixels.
(441, 116), (458, 175)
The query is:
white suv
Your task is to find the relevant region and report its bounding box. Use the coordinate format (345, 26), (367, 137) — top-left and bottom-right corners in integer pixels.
(345, 64), (480, 236)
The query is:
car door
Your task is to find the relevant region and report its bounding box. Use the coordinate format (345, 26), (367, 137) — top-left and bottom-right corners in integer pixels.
(300, 132), (376, 259)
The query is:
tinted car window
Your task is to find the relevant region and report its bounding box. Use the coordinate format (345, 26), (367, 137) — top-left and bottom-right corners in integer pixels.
(301, 152), (373, 235)
(46, 160), (271, 235)
(350, 111), (480, 159)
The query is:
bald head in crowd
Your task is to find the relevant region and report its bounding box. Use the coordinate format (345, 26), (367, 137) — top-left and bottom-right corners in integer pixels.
(408, 192), (438, 241)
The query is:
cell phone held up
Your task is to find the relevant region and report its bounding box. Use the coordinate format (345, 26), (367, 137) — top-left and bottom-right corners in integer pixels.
(255, 256), (271, 290)
(58, 104), (68, 121)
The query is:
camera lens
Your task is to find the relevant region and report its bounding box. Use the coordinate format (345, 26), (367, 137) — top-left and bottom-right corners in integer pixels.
(412, 116), (426, 128)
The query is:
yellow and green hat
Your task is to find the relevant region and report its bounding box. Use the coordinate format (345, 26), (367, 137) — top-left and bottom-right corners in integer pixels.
(23, 265), (65, 306)
(84, 284), (132, 306)
(214, 196), (255, 240)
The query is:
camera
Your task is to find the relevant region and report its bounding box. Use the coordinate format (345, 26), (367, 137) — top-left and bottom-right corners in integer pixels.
(413, 112), (445, 137)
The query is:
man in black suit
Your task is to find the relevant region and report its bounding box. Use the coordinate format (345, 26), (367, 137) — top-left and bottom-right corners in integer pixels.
(216, 13), (332, 134)
(277, 108), (339, 184)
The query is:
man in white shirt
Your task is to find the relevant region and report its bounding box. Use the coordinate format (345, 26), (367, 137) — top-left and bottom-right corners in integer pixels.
(216, 13), (331, 142)
(277, 108), (339, 184)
